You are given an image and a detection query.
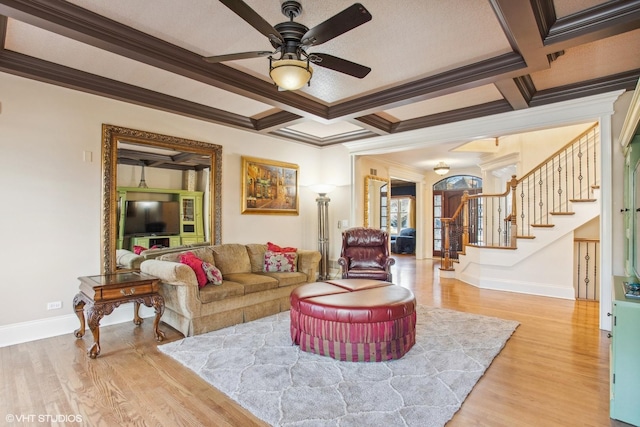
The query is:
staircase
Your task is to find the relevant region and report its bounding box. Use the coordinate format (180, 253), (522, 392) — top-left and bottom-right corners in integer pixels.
(441, 124), (600, 300)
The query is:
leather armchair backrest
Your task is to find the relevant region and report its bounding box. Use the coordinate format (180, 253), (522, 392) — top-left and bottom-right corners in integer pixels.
(341, 227), (390, 269)
(345, 227), (387, 246)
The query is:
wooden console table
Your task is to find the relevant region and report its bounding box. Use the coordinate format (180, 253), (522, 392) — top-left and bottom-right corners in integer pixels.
(73, 272), (165, 358)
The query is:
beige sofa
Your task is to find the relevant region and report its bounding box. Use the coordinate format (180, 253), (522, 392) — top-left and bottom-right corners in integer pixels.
(140, 243), (321, 337)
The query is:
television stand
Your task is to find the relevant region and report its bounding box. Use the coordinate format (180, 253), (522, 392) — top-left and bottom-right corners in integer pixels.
(149, 237), (170, 247)
(129, 235), (181, 250)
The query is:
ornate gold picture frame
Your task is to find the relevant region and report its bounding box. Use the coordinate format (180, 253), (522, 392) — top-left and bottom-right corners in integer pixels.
(241, 156), (299, 215)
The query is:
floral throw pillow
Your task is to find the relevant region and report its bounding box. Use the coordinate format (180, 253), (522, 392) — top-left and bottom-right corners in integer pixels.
(202, 261), (223, 285)
(263, 250), (298, 272)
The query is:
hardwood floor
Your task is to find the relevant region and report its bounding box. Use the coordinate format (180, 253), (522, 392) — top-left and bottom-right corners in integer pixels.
(0, 256), (626, 426)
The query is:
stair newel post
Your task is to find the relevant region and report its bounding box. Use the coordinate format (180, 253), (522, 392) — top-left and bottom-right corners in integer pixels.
(441, 218), (453, 270)
(462, 191), (470, 253)
(509, 175), (518, 248)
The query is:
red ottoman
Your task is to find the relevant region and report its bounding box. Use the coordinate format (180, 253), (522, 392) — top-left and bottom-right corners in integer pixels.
(290, 279), (416, 362)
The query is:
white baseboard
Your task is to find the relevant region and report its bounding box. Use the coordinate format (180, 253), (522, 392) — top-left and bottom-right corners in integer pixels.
(0, 305), (156, 348)
(459, 273), (575, 300)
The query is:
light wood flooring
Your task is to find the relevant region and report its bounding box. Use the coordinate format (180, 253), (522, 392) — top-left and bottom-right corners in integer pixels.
(0, 256), (627, 426)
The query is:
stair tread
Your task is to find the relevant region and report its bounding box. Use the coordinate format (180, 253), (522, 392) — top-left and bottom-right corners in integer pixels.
(570, 199), (597, 202)
(516, 235), (536, 239)
(531, 224), (555, 228)
(467, 244), (516, 250)
(550, 212), (575, 215)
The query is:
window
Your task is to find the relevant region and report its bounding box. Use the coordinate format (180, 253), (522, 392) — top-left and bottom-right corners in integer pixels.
(389, 196), (414, 235)
(380, 184), (388, 229)
(433, 175), (482, 256)
(433, 194), (443, 252)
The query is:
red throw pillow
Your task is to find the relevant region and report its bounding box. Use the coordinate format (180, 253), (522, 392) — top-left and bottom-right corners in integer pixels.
(267, 242), (297, 253)
(179, 252), (208, 288)
(133, 245), (147, 255)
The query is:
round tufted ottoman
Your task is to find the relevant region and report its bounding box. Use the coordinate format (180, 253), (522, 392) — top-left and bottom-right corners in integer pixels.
(290, 279), (416, 362)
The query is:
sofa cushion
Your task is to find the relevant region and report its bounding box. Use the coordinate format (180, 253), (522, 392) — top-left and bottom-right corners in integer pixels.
(245, 244), (268, 273)
(259, 271), (308, 287)
(264, 250), (298, 272)
(223, 273), (278, 294)
(198, 280), (245, 303)
(213, 244), (252, 274)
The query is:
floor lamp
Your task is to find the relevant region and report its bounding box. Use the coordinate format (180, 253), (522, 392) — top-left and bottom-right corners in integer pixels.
(310, 185), (335, 280)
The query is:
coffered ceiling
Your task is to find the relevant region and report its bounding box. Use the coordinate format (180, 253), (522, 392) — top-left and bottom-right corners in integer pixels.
(1, 0), (639, 170)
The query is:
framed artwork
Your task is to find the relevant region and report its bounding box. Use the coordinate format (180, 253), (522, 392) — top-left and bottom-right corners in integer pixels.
(241, 156), (299, 215)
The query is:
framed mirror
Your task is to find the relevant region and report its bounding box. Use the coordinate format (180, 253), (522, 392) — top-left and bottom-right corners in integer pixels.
(364, 175), (390, 231)
(101, 124), (222, 273)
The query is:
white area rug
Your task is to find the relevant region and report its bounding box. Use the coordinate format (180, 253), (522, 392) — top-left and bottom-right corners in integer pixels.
(159, 306), (519, 426)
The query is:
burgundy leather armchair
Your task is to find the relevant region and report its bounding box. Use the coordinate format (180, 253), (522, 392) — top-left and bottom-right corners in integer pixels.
(337, 227), (395, 282)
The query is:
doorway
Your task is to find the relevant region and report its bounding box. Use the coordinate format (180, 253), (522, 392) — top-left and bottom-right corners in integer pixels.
(433, 175), (482, 257)
(390, 179), (417, 255)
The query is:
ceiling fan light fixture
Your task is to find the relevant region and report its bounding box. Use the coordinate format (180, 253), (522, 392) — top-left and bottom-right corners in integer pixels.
(269, 58), (313, 90)
(434, 161), (450, 176)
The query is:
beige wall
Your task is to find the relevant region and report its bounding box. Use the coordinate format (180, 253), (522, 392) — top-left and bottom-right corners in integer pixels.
(0, 70), (635, 341)
(0, 72), (349, 328)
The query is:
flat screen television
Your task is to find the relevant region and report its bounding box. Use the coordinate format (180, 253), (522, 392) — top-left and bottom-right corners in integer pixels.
(124, 200), (180, 236)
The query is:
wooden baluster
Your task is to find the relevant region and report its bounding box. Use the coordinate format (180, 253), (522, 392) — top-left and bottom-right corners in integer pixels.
(509, 175), (518, 248)
(462, 191), (469, 252)
(441, 218), (453, 271)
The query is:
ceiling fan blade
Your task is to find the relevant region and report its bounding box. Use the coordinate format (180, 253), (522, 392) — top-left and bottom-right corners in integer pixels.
(301, 3), (372, 47)
(219, 0), (283, 44)
(310, 53), (371, 78)
(203, 51), (273, 63)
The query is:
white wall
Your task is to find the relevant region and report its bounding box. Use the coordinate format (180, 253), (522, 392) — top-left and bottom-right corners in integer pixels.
(0, 73), (350, 341)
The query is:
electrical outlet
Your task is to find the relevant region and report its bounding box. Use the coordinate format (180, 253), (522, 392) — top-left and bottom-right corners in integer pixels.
(47, 301), (62, 310)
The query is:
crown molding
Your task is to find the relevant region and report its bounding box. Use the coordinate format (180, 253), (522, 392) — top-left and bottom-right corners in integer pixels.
(618, 78), (640, 148)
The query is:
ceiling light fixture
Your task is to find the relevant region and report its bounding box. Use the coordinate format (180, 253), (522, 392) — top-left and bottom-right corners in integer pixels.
(434, 161), (450, 176)
(269, 57), (313, 91)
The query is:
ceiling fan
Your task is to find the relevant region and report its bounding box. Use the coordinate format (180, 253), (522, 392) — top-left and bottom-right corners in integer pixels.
(203, 0), (373, 91)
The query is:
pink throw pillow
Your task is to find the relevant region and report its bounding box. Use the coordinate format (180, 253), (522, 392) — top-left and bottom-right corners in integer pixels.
(179, 252), (208, 288)
(133, 245), (147, 255)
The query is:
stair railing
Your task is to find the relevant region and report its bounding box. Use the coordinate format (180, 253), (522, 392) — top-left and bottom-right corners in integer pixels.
(440, 124), (599, 270)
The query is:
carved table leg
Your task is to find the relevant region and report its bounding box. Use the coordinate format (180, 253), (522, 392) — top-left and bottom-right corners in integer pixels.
(73, 294), (86, 338)
(133, 301), (143, 326)
(151, 294), (165, 342)
(85, 304), (105, 359)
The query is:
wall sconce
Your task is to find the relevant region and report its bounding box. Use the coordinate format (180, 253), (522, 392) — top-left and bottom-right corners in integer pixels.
(434, 161), (450, 176)
(309, 184), (336, 280)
